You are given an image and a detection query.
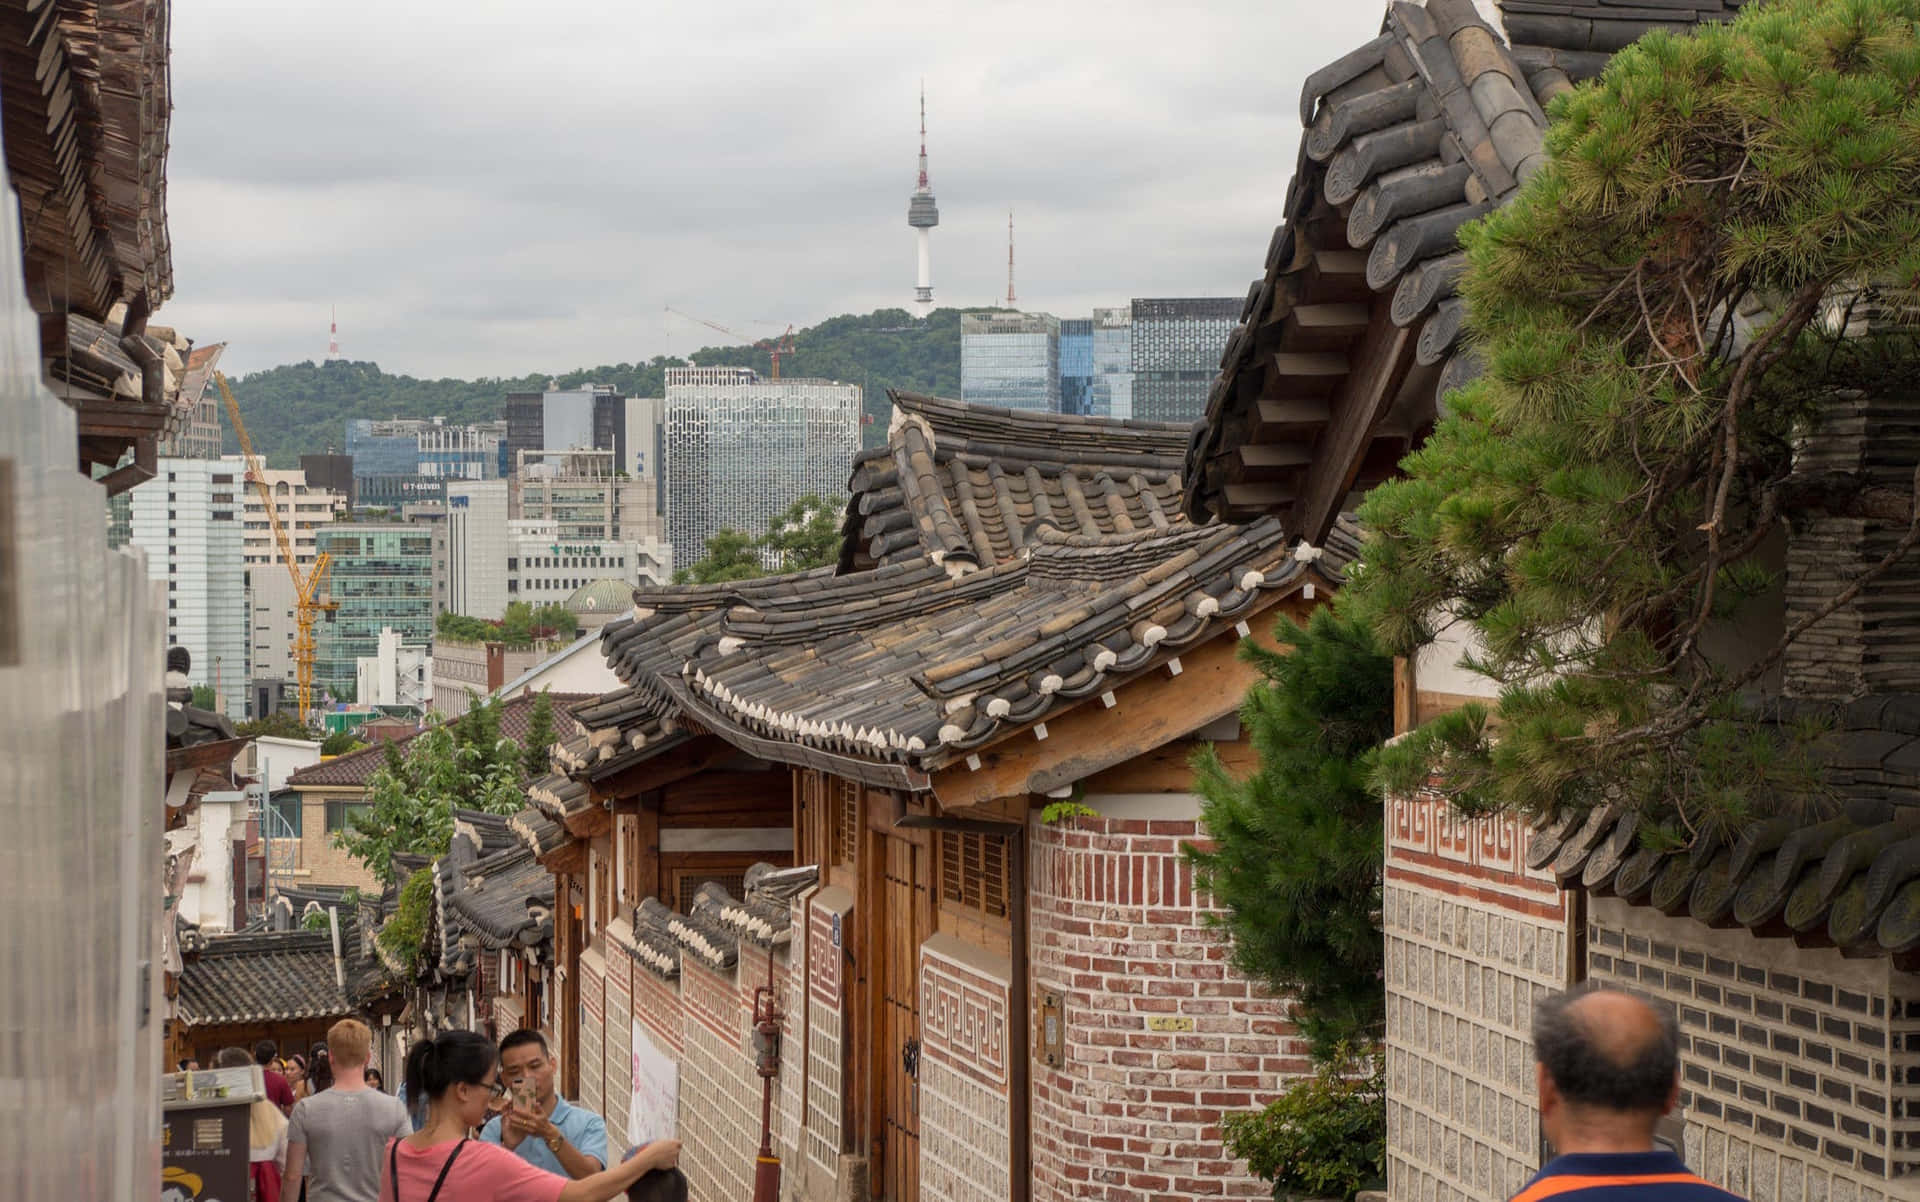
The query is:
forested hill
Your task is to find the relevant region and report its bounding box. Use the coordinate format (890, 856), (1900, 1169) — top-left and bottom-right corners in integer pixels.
(226, 307), (982, 467)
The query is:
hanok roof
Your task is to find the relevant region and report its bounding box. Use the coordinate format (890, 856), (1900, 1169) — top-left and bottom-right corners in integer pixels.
(175, 929), (354, 1027)
(842, 391), (1191, 572)
(432, 814), (554, 979)
(1532, 695), (1920, 963)
(0, 0), (173, 324)
(1183, 0), (1742, 536)
(566, 392), (1352, 792)
(286, 694), (591, 788)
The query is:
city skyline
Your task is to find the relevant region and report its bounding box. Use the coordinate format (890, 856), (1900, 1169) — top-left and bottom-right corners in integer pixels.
(159, 1), (1383, 378)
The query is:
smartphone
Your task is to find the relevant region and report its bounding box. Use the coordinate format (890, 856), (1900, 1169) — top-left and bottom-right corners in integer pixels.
(513, 1080), (536, 1112)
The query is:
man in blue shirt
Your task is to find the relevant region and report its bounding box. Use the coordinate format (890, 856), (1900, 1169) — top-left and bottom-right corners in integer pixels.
(1512, 985), (1743, 1202)
(478, 1028), (609, 1179)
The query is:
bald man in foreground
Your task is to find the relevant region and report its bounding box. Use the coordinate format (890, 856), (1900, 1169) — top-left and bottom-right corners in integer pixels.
(1510, 985), (1745, 1202)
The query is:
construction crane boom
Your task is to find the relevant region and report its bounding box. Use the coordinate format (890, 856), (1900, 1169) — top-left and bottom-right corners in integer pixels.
(664, 306), (798, 380)
(216, 372), (339, 726)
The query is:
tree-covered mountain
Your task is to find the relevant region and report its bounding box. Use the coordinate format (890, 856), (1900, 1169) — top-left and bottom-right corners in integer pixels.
(225, 307), (990, 466)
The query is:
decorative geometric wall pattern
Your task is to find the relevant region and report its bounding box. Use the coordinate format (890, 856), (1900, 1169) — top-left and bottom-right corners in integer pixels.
(920, 934), (1013, 1202)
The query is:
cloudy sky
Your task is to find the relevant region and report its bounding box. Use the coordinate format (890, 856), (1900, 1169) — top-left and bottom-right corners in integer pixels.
(163, 2), (1386, 379)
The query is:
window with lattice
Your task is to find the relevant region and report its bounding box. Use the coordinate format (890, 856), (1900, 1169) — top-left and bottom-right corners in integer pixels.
(832, 778), (860, 867)
(673, 869), (749, 912)
(940, 831), (1009, 918)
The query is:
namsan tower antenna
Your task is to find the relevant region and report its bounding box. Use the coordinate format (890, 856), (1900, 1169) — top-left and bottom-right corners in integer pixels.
(906, 81), (940, 315)
(1006, 210), (1017, 308)
(327, 306), (341, 360)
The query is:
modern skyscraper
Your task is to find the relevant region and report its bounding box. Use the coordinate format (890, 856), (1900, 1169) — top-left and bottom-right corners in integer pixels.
(960, 313), (1061, 413)
(345, 417), (504, 480)
(445, 480), (512, 620)
(128, 459), (248, 719)
(1130, 297), (1241, 422)
(314, 523), (437, 702)
(1090, 307), (1134, 419)
(1059, 319), (1093, 416)
(907, 85), (939, 314)
(503, 385), (627, 473)
(663, 367), (861, 571)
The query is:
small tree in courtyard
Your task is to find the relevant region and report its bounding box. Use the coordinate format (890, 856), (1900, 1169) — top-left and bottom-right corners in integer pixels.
(522, 690), (556, 779)
(1349, 0), (1920, 844)
(1185, 608), (1394, 1062)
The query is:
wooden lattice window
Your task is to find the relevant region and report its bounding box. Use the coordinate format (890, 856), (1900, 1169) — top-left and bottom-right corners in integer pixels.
(832, 778), (860, 867)
(674, 869), (749, 912)
(940, 831), (1008, 918)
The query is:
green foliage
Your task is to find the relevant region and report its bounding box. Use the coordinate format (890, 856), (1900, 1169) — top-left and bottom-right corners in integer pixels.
(762, 494), (843, 572)
(224, 308), (988, 467)
(675, 493), (849, 583)
(522, 691), (556, 780)
(1039, 800), (1100, 824)
(319, 730), (368, 757)
(435, 602), (577, 648)
(674, 527), (766, 584)
(1346, 0), (1920, 840)
(190, 685), (217, 710)
(302, 909), (331, 932)
(237, 712), (314, 741)
(378, 868), (435, 972)
(331, 709), (524, 885)
(1221, 1048), (1386, 1202)
(1185, 609), (1393, 1061)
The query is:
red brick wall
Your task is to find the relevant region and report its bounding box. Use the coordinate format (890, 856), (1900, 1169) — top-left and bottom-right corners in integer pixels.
(1028, 811), (1312, 1201)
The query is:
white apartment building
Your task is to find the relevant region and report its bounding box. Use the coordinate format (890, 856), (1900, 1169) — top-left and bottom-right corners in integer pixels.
(129, 458), (249, 719)
(446, 479), (512, 619)
(663, 368), (861, 571)
(357, 626), (432, 709)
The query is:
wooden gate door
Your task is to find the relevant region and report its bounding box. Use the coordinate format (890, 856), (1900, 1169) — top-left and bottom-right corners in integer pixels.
(872, 830), (929, 1202)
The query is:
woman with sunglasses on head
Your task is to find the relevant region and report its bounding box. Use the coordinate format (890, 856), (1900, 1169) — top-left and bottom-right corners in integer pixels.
(382, 1031), (679, 1202)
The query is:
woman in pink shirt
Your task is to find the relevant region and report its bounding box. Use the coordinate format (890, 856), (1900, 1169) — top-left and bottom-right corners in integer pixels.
(382, 1031), (680, 1202)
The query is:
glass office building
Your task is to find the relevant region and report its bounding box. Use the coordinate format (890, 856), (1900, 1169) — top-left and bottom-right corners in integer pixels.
(1130, 297), (1240, 422)
(314, 523), (437, 701)
(1059, 319), (1093, 416)
(1090, 307), (1134, 419)
(960, 313), (1061, 413)
(345, 419), (419, 477)
(663, 368), (861, 572)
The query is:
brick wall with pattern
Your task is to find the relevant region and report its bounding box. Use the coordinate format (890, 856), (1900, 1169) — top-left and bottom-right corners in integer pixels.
(1587, 897), (1920, 1202)
(1027, 813), (1312, 1202)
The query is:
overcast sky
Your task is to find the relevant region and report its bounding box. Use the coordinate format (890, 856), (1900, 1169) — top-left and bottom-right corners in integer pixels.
(162, 2), (1386, 379)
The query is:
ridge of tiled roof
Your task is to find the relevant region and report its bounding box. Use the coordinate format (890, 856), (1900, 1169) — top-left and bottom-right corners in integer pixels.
(1529, 695), (1920, 961)
(175, 929), (354, 1026)
(1184, 0), (1739, 536)
(841, 390), (1192, 572)
(510, 808), (573, 861)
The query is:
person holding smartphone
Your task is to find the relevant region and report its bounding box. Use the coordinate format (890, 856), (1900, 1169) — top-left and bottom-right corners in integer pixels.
(477, 1029), (608, 1180)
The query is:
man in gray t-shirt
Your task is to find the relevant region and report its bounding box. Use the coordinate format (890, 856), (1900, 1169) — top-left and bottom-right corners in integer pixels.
(284, 1020), (412, 1202)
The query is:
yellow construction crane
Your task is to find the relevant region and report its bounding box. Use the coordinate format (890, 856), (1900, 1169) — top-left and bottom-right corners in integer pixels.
(216, 372), (340, 725)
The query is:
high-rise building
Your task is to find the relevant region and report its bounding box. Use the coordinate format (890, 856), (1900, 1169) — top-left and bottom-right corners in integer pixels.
(504, 384), (627, 472)
(128, 459), (248, 719)
(1130, 297), (1240, 422)
(314, 523), (437, 702)
(512, 449), (663, 544)
(445, 480), (512, 620)
(961, 313), (1061, 413)
(346, 417), (504, 480)
(906, 85), (939, 314)
(1059, 319), (1094, 416)
(1090, 307), (1134, 419)
(663, 367), (861, 571)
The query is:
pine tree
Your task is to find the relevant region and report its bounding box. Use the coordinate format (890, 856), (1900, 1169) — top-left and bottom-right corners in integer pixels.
(1184, 609), (1393, 1061)
(1348, 0), (1920, 842)
(522, 690), (556, 780)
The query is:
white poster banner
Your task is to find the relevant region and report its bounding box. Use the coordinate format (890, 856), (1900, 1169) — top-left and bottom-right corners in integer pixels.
(628, 1020), (678, 1148)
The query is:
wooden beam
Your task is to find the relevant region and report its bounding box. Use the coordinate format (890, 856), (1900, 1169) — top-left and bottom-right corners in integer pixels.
(929, 595), (1318, 811)
(1077, 737), (1262, 794)
(1294, 302), (1417, 545)
(1251, 398), (1331, 437)
(585, 735), (734, 804)
(562, 806), (611, 841)
(538, 841), (587, 875)
(1237, 444), (1313, 471)
(1393, 657), (1415, 736)
(1223, 483), (1298, 510)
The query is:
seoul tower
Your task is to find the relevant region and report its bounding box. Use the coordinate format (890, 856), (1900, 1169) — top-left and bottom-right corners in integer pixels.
(906, 83), (939, 315)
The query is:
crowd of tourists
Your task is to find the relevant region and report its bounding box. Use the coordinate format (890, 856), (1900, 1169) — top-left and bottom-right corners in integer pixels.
(195, 1021), (682, 1202)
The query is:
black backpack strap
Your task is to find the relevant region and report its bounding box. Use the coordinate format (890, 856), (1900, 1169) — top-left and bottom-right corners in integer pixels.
(388, 1139), (400, 1202)
(423, 1138), (468, 1202)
